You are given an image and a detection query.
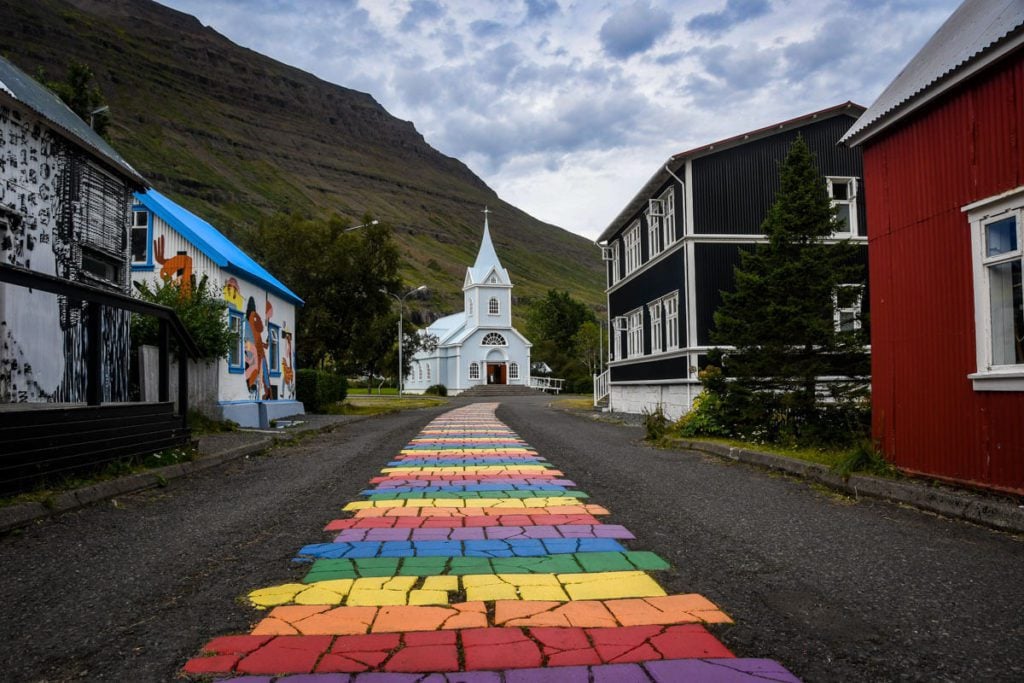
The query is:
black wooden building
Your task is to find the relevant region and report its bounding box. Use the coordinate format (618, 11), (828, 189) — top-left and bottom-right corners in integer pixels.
(594, 102), (868, 419)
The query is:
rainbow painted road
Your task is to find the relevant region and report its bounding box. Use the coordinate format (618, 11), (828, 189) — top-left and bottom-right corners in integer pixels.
(183, 403), (801, 682)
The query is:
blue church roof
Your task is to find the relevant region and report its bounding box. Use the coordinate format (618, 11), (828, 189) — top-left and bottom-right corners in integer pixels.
(134, 189), (303, 306)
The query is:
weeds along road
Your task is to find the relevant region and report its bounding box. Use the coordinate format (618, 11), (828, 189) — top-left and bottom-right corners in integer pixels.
(1, 395), (1022, 682)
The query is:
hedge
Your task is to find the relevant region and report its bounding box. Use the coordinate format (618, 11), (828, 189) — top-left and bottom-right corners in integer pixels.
(296, 369), (348, 413)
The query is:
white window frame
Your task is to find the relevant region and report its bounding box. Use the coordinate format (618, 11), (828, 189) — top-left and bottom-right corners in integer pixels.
(626, 308), (643, 358)
(662, 187), (676, 245)
(664, 292), (679, 350)
(481, 332), (507, 346)
(468, 297), (473, 317)
(611, 241), (621, 284)
(624, 222), (641, 275)
(469, 361), (480, 380)
(965, 186), (1024, 391)
(833, 284), (863, 333)
(488, 297), (500, 316)
(647, 199), (662, 259)
(648, 299), (663, 354)
(612, 316), (625, 360)
(827, 177), (858, 237)
(426, 364), (431, 382)
(509, 362), (519, 380)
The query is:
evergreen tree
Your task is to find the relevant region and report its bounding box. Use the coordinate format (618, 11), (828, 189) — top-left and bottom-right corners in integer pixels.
(710, 135), (868, 441)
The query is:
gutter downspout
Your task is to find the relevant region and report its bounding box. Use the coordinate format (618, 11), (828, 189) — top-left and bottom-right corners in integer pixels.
(663, 163), (693, 410)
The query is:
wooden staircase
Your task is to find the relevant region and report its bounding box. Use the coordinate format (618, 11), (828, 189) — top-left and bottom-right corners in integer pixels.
(458, 384), (543, 398)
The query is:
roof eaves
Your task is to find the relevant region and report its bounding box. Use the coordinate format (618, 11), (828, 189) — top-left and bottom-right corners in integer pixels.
(596, 102), (864, 243)
(0, 58), (145, 186)
(843, 28), (1024, 147)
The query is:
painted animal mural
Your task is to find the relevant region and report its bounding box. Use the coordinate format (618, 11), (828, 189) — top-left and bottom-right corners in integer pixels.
(281, 328), (295, 399)
(243, 296), (272, 400)
(153, 235), (193, 298)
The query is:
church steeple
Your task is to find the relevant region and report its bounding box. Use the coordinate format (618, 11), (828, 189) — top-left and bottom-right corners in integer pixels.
(466, 208), (510, 286)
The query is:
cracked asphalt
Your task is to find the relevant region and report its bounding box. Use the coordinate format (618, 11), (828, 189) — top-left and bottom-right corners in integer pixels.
(1, 395), (1022, 682)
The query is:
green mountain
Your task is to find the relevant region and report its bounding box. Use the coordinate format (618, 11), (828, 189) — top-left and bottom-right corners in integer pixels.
(0, 0), (605, 319)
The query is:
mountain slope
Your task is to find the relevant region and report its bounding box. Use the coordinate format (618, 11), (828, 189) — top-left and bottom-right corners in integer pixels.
(0, 0), (605, 317)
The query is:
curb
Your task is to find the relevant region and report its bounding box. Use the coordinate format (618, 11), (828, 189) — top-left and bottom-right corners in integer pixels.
(0, 436), (276, 534)
(669, 438), (1024, 535)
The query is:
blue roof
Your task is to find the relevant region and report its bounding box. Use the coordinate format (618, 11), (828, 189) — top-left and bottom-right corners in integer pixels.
(135, 189), (303, 306)
(0, 56), (144, 185)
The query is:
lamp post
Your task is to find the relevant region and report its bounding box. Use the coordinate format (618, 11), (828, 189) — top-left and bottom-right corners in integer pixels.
(381, 285), (427, 395)
(344, 219), (379, 232)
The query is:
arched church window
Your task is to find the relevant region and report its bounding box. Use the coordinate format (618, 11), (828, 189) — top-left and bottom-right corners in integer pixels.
(482, 333), (507, 346)
(468, 298), (473, 316)
(426, 364), (431, 381)
(489, 297), (500, 315)
(509, 362), (519, 380)
(469, 362), (480, 380)
(418, 363), (423, 381)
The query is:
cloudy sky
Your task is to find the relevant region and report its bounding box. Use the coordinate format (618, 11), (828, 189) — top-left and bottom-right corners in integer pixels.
(158, 0), (960, 240)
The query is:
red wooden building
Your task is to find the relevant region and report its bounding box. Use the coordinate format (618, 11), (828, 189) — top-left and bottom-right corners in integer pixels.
(842, 0), (1024, 494)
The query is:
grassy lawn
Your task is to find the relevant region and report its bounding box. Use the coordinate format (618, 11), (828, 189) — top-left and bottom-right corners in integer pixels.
(326, 396), (448, 416)
(551, 397), (595, 410)
(347, 387), (399, 395)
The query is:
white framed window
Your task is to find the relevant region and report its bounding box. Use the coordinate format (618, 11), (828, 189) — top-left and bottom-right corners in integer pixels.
(827, 177), (858, 237)
(648, 299), (663, 353)
(227, 311), (244, 371)
(662, 187), (677, 245)
(612, 316), (625, 360)
(664, 292), (679, 350)
(426, 364), (431, 382)
(647, 199), (662, 259)
(626, 308), (643, 357)
(468, 297), (473, 317)
(611, 241), (621, 284)
(469, 361), (480, 380)
(624, 222), (641, 275)
(489, 297), (500, 315)
(966, 187), (1024, 390)
(509, 362), (519, 380)
(482, 332), (507, 346)
(834, 284), (863, 333)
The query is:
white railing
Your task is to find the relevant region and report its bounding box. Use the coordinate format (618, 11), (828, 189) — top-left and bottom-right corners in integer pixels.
(593, 369), (610, 406)
(529, 376), (565, 394)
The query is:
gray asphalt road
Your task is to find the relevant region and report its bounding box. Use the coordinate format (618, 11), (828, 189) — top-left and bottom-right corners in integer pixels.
(1, 396), (1021, 682)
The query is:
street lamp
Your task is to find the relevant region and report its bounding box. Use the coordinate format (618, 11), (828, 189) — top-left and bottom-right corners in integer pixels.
(344, 219), (379, 232)
(88, 105), (109, 130)
(381, 285), (427, 395)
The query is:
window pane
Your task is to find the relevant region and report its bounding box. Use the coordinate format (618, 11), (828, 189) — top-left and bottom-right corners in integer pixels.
(130, 227), (148, 262)
(835, 204), (851, 233)
(988, 260), (1024, 365)
(986, 217), (1018, 257)
(831, 181), (848, 200)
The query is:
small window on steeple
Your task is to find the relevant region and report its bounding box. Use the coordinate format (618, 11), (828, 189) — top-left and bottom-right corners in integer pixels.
(468, 298), (473, 316)
(489, 297), (500, 315)
(490, 275), (497, 283)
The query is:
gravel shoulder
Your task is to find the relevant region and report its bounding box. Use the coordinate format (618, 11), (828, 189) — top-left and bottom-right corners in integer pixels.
(498, 397), (1024, 683)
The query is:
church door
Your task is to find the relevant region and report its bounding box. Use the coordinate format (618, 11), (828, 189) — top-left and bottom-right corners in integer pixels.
(486, 363), (507, 385)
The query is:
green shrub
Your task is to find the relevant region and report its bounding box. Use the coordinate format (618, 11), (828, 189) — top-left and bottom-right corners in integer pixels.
(834, 440), (896, 479)
(132, 274), (233, 362)
(297, 369), (348, 412)
(642, 405), (669, 442)
(676, 387), (728, 438)
(424, 384), (448, 396)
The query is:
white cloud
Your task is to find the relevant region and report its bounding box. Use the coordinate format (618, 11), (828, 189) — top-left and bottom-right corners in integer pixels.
(157, 0), (962, 239)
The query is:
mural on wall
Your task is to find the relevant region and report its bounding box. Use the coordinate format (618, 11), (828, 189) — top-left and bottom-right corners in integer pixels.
(243, 296), (272, 400)
(0, 104), (132, 403)
(280, 327), (295, 399)
(223, 276), (243, 310)
(153, 235), (192, 298)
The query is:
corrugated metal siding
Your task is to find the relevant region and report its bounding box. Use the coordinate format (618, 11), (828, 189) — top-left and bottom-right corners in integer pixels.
(692, 115), (864, 235)
(866, 50), (1024, 493)
(694, 243), (746, 346)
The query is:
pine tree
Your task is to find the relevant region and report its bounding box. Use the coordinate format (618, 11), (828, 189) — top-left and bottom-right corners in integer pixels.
(711, 135), (868, 441)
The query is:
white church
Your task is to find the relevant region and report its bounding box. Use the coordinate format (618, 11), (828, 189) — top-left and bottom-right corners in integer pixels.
(404, 212), (532, 394)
